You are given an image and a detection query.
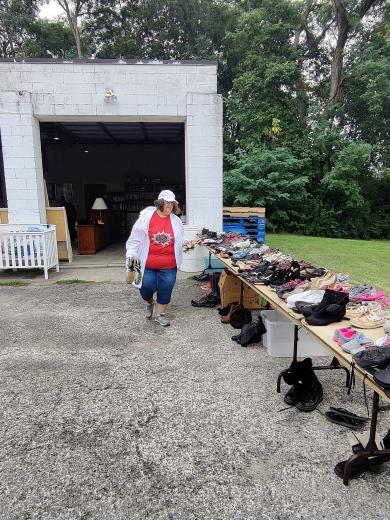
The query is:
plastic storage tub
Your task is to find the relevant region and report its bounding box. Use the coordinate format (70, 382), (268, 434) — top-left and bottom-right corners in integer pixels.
(261, 310), (329, 358)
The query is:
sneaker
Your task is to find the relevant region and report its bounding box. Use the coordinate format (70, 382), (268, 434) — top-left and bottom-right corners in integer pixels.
(351, 312), (385, 329)
(191, 293), (220, 308)
(155, 314), (170, 326)
(145, 301), (154, 319)
(333, 327), (356, 345)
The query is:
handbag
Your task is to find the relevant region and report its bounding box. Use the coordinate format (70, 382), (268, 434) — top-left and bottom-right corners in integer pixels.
(353, 346), (390, 370)
(239, 316), (267, 346)
(373, 368), (390, 389)
(229, 306), (252, 329)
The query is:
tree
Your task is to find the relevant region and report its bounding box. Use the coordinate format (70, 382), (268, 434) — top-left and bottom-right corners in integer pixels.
(85, 0), (236, 61)
(224, 146), (310, 231)
(329, 0), (386, 104)
(56, 0), (91, 57)
(0, 0), (40, 57)
(24, 19), (77, 58)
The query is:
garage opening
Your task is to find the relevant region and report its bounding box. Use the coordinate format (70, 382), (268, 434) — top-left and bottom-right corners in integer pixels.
(40, 122), (185, 255)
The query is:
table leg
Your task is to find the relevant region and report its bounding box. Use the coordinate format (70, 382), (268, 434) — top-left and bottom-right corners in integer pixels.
(343, 391), (390, 485)
(277, 325), (299, 393)
(313, 357), (350, 388)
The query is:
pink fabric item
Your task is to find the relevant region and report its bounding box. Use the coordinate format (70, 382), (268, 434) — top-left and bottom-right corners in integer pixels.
(354, 290), (385, 301)
(333, 327), (356, 345)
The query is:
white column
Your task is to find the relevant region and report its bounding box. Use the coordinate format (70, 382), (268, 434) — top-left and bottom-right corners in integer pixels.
(185, 93), (223, 231)
(0, 91), (46, 224)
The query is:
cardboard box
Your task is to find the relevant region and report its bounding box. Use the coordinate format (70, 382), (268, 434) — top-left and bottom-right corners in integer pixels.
(218, 270), (263, 310)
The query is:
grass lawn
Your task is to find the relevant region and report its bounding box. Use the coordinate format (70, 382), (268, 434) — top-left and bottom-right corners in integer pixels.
(266, 233), (390, 295)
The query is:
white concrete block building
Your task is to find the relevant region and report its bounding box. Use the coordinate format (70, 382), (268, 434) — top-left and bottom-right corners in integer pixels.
(0, 59), (223, 246)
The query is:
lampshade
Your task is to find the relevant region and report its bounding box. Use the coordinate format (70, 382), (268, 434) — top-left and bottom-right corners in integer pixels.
(91, 197), (108, 210)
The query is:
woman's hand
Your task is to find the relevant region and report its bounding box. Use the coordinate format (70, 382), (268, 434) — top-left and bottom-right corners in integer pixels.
(126, 256), (140, 270)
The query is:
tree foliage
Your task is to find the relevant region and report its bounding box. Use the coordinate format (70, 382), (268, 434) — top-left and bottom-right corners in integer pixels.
(2, 0), (390, 238)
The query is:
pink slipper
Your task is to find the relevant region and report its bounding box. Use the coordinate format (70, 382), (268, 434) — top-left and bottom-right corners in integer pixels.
(354, 290), (385, 301)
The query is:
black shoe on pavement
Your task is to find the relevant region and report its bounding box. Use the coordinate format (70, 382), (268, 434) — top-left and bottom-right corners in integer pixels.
(296, 372), (323, 412)
(334, 456), (386, 479)
(284, 383), (304, 406)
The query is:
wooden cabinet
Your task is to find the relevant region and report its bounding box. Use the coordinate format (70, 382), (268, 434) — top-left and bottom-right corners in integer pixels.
(77, 224), (111, 254)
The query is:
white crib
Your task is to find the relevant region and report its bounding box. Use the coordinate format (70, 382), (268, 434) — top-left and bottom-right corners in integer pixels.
(0, 224), (59, 279)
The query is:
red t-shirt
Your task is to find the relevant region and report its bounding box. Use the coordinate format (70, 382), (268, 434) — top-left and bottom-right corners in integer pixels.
(145, 211), (176, 269)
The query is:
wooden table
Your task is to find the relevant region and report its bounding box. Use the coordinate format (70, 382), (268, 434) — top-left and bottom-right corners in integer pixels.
(207, 247), (390, 484)
(77, 224), (111, 254)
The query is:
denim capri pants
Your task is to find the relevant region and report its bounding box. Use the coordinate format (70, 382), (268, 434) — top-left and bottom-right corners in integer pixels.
(140, 268), (177, 305)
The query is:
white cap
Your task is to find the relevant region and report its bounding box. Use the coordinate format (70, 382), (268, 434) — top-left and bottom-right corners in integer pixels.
(158, 189), (178, 203)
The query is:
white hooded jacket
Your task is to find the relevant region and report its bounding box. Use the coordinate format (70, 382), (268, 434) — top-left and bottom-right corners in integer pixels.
(125, 206), (184, 288)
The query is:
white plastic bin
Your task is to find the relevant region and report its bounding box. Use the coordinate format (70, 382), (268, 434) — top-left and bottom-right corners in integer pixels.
(261, 310), (329, 358)
(179, 225), (205, 272)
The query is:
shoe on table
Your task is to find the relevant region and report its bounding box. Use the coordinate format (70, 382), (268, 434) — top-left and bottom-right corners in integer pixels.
(155, 314), (170, 326)
(145, 301), (154, 319)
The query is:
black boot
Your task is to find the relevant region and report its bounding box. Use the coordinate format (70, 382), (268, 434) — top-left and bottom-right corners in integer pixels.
(304, 289), (349, 326)
(210, 273), (221, 304)
(296, 364), (323, 412)
(302, 289), (348, 317)
(284, 382), (305, 406)
(281, 358), (313, 406)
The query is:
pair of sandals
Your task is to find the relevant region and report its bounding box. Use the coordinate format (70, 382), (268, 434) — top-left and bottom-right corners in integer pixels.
(325, 407), (369, 429)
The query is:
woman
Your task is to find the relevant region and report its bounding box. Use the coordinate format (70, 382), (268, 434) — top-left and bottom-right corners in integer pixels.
(125, 189), (184, 326)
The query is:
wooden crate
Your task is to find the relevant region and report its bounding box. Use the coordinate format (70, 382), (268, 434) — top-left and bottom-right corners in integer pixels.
(223, 206), (265, 218)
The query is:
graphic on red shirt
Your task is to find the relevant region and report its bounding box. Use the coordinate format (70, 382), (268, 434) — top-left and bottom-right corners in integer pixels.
(146, 211), (176, 269)
(151, 230), (173, 247)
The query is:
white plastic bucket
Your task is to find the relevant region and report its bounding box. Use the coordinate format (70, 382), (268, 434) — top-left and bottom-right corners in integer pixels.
(179, 225), (205, 272)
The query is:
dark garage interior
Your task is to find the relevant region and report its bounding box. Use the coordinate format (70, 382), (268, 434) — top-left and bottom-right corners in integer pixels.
(40, 121), (186, 252)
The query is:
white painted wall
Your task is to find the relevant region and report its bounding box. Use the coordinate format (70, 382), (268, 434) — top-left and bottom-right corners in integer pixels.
(0, 60), (223, 230)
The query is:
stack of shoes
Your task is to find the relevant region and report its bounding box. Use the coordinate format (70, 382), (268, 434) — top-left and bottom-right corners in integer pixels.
(191, 272), (221, 308)
(281, 358), (323, 412)
(303, 289), (349, 326)
(310, 271), (337, 290)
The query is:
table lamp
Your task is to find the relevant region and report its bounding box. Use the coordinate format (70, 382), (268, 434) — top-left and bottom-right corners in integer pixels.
(91, 197), (108, 224)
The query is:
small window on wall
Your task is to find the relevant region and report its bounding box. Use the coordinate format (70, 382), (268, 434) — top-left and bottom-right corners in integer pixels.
(0, 132), (7, 208)
(47, 183), (73, 204)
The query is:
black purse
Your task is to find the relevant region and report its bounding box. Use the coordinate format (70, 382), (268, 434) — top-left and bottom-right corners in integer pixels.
(239, 316), (267, 347)
(353, 347), (390, 371)
(374, 368), (390, 388)
(229, 306), (252, 329)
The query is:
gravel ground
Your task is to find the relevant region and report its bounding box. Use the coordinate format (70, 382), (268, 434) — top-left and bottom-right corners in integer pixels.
(1, 278), (389, 520)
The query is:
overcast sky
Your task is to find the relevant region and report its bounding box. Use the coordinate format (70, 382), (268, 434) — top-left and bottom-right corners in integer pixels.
(39, 1), (64, 19)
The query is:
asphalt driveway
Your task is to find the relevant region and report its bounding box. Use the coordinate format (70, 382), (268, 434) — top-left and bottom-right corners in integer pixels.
(1, 278), (389, 519)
